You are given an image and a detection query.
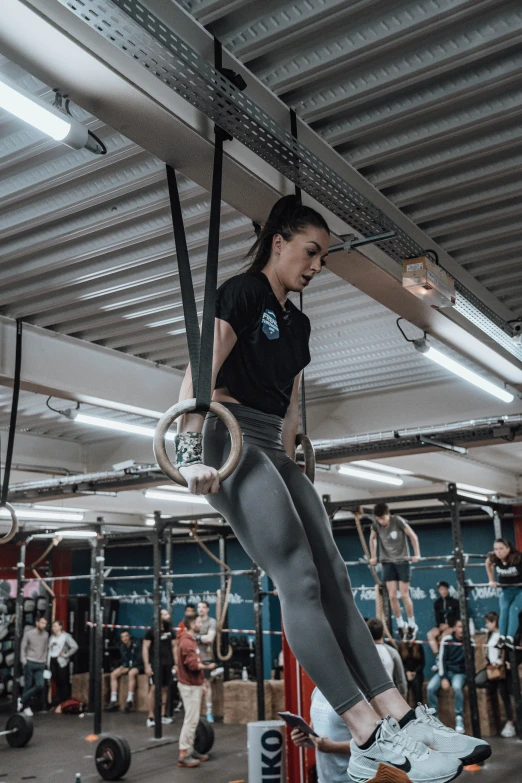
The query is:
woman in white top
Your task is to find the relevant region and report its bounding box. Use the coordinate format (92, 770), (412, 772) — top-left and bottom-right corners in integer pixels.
(48, 620), (78, 709)
(475, 612), (515, 738)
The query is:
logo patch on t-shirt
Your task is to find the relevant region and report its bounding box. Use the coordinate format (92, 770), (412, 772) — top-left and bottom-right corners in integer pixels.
(390, 531), (398, 539)
(261, 309), (279, 340)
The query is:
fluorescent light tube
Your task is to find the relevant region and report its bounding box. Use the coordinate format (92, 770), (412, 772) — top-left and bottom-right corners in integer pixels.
(0, 508), (84, 522)
(75, 413), (175, 441)
(456, 490), (489, 502)
(145, 490), (209, 505)
(58, 530), (97, 538)
(414, 340), (514, 403)
(352, 460), (412, 475)
(456, 482), (496, 496)
(0, 73), (87, 148)
(338, 466), (404, 486)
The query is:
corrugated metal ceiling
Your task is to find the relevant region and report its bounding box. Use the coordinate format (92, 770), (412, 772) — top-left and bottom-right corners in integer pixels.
(1, 0), (521, 405)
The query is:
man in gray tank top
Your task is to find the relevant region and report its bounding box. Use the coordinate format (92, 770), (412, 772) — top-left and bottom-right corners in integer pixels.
(368, 502), (421, 640)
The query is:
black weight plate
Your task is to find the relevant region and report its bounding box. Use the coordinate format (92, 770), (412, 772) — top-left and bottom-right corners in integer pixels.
(95, 736), (131, 780)
(194, 717), (214, 754)
(5, 713), (34, 748)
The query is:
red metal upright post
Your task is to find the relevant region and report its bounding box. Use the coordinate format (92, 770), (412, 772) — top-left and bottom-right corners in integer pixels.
(282, 631), (317, 783)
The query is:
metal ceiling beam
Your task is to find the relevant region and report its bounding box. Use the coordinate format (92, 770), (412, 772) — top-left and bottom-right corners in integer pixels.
(0, 315), (183, 417)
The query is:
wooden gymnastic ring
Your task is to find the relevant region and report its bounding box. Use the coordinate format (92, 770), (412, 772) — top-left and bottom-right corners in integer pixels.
(0, 503), (18, 545)
(296, 432), (315, 484)
(153, 399), (243, 487)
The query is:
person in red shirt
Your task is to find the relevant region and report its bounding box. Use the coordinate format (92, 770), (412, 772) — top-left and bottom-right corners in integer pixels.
(177, 614), (216, 767)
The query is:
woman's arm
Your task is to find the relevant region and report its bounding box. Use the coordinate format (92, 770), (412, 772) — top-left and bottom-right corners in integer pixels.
(485, 558), (497, 586)
(173, 319), (237, 495)
(177, 318), (238, 434)
(282, 374), (301, 460)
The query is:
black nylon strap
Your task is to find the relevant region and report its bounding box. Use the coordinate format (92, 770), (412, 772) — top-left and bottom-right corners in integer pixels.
(291, 109), (307, 435)
(165, 165), (202, 393)
(165, 40), (226, 412)
(196, 128), (223, 410)
(1, 319), (23, 507)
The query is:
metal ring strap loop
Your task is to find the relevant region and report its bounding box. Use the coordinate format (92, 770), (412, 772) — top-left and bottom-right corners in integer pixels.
(0, 503), (18, 545)
(154, 399), (242, 487)
(296, 432), (315, 484)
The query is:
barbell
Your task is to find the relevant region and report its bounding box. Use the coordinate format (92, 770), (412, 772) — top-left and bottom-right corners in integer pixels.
(0, 713), (33, 748)
(95, 717), (214, 780)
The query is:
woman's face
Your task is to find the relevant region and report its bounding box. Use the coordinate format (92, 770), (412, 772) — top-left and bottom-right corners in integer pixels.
(494, 541), (510, 560)
(52, 622), (62, 635)
(485, 618), (498, 632)
(272, 226), (329, 293)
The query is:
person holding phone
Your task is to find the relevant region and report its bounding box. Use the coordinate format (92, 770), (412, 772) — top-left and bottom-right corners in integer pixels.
(289, 689), (352, 783)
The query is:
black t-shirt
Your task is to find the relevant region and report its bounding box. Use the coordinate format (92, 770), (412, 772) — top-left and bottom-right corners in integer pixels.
(495, 559), (522, 586)
(215, 273), (311, 417)
(144, 624), (175, 666)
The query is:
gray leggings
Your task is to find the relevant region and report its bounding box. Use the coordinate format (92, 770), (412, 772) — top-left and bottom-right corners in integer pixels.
(203, 403), (394, 714)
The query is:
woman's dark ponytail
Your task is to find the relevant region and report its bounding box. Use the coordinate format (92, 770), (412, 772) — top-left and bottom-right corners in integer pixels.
(245, 195), (329, 274)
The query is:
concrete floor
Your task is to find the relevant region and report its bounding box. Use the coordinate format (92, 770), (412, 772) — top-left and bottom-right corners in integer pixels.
(0, 711), (520, 783)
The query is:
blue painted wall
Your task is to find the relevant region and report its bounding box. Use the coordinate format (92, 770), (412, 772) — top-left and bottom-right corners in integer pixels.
(72, 515), (513, 681)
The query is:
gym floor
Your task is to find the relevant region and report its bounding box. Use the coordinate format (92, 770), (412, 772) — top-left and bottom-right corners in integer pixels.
(0, 712), (519, 783)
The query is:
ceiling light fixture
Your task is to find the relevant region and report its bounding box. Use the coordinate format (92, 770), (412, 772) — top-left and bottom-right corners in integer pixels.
(352, 460), (413, 475)
(0, 508), (84, 522)
(74, 413), (174, 441)
(144, 490), (209, 505)
(0, 74), (104, 153)
(456, 482), (496, 496)
(456, 490), (489, 503)
(338, 466), (403, 486)
(413, 339), (514, 403)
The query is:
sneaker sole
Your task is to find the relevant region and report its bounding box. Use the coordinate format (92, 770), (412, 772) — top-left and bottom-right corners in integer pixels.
(349, 761), (463, 783)
(177, 761), (201, 767)
(460, 745), (492, 765)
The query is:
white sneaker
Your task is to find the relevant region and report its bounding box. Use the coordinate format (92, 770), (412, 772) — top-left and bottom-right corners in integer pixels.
(500, 722), (516, 738)
(455, 716), (465, 734)
(23, 706), (33, 717)
(16, 697), (22, 712)
(146, 718), (155, 727)
(161, 716), (173, 724)
(348, 715), (463, 783)
(403, 705), (491, 765)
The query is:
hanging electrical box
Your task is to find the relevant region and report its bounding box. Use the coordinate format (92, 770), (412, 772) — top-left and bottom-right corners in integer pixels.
(402, 256), (456, 308)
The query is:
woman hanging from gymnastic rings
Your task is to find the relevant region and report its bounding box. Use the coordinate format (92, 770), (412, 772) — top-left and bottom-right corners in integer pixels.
(174, 195), (490, 782)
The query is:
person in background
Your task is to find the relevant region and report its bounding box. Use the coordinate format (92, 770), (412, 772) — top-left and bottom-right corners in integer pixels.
(176, 614), (216, 768)
(290, 688), (352, 783)
(366, 618), (408, 698)
(107, 629), (143, 713)
(176, 603), (197, 636)
(19, 616), (49, 716)
(143, 608), (176, 728)
(48, 620), (78, 710)
(475, 611), (516, 738)
(368, 503), (421, 640)
(195, 600), (217, 723)
(399, 640), (425, 707)
(486, 538), (522, 650)
(427, 581), (460, 655)
(427, 619), (471, 734)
